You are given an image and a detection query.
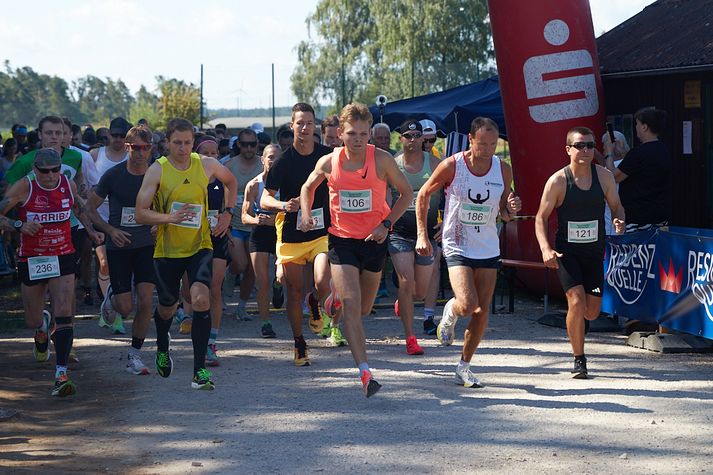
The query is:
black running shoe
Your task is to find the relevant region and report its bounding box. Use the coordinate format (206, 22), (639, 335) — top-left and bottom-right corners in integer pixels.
(423, 317), (437, 336)
(361, 370), (381, 398)
(261, 322), (276, 338)
(571, 357), (588, 379)
(272, 279), (284, 308)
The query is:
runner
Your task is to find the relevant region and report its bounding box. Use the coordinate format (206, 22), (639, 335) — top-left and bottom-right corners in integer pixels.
(0, 148), (100, 396)
(535, 126), (625, 378)
(223, 128), (263, 321)
(243, 144), (282, 338)
(261, 103), (341, 366)
(300, 102), (412, 396)
(86, 124), (156, 375)
(416, 117), (521, 388)
(134, 118), (237, 390)
(389, 119), (441, 355)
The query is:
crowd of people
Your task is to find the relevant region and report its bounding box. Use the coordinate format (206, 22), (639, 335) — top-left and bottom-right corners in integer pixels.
(0, 103), (670, 398)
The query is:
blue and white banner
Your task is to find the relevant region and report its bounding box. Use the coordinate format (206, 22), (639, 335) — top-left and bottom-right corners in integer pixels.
(603, 226), (713, 340)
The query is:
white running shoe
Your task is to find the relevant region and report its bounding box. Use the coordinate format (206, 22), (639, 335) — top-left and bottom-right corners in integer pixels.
(455, 365), (484, 388)
(436, 297), (457, 346)
(126, 353), (149, 375)
(100, 284), (117, 325)
(236, 307), (252, 321)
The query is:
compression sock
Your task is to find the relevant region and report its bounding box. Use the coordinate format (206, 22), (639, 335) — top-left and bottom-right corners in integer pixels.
(53, 325), (73, 368)
(191, 310), (211, 371)
(154, 309), (173, 352)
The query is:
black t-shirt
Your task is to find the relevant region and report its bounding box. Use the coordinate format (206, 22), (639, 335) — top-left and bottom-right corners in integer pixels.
(265, 143), (332, 243)
(617, 141), (672, 225)
(94, 162), (154, 250)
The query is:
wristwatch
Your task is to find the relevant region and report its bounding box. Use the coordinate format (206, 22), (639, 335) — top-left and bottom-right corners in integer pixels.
(224, 207), (235, 216)
(381, 219), (392, 229)
(13, 220), (23, 230)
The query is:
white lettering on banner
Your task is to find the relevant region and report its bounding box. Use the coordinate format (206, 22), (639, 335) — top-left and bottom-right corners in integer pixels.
(523, 19), (599, 124)
(605, 242), (656, 304)
(687, 250), (713, 322)
(26, 210), (72, 223)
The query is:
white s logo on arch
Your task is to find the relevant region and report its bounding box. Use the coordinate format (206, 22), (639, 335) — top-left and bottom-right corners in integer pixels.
(523, 19), (599, 123)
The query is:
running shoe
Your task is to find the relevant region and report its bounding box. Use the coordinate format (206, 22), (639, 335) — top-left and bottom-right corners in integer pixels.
(571, 357), (588, 379)
(455, 365), (484, 388)
(319, 312), (332, 338)
(329, 326), (347, 347)
(51, 372), (76, 397)
(306, 293), (322, 334)
(394, 299), (400, 317)
(206, 343), (220, 367)
(423, 317), (437, 336)
(83, 287), (93, 306)
(376, 282), (389, 299)
(294, 341), (310, 366)
(436, 298), (457, 346)
(112, 315), (126, 335)
(272, 278), (284, 308)
(261, 322), (276, 338)
(360, 370), (381, 398)
(406, 335), (424, 355)
(192, 368), (215, 390)
(33, 310), (51, 362)
(126, 353), (149, 375)
(155, 349), (173, 378)
(236, 307), (252, 321)
(302, 301), (311, 317)
(179, 318), (192, 335)
(99, 284), (116, 325)
(324, 287), (342, 317)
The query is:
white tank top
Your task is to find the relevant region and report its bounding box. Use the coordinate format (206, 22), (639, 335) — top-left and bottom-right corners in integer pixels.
(95, 147), (128, 220)
(441, 153), (503, 259)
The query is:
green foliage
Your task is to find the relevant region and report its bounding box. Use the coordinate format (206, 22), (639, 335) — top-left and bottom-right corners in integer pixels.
(155, 76), (201, 128)
(292, 0), (495, 110)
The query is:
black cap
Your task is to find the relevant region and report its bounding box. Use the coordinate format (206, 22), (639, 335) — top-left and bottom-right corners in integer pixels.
(399, 119), (423, 134)
(109, 117), (132, 135)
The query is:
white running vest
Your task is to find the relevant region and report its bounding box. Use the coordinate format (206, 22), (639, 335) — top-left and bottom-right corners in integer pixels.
(95, 147), (128, 221)
(442, 153), (503, 259)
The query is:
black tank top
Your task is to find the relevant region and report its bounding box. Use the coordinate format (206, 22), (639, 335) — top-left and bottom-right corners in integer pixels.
(207, 180), (224, 211)
(555, 164), (605, 256)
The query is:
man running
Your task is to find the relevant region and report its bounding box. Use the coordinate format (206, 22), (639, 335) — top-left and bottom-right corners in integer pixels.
(0, 148), (99, 396)
(261, 103), (341, 366)
(300, 102), (412, 397)
(135, 118), (237, 390)
(87, 124), (156, 375)
(390, 119), (441, 355)
(535, 126), (625, 378)
(416, 117), (521, 388)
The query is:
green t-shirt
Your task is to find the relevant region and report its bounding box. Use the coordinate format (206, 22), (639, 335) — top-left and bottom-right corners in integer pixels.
(6, 148), (84, 226)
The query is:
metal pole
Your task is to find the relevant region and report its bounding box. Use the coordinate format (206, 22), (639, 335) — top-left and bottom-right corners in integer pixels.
(272, 63), (276, 142)
(341, 62), (346, 109)
(199, 64), (204, 129)
(411, 60), (415, 98)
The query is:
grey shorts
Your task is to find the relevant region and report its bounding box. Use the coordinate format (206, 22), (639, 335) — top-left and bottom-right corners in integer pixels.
(387, 233), (436, 266)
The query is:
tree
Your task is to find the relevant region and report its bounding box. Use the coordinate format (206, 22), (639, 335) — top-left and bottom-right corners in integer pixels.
(129, 85), (161, 128)
(155, 76), (201, 128)
(291, 0), (495, 110)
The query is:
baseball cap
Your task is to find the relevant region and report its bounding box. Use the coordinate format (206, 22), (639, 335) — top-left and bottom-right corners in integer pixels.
(34, 148), (62, 168)
(419, 119), (447, 138)
(109, 117), (132, 135)
(250, 122), (265, 134)
(399, 119), (423, 134)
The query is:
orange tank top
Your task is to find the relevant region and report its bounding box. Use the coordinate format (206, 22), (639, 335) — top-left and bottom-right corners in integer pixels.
(327, 144), (390, 239)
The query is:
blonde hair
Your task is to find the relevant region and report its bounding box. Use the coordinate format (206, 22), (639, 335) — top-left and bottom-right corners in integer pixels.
(338, 102), (373, 128)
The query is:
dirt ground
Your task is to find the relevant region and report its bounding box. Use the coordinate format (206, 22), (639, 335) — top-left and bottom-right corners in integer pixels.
(1, 291), (712, 474)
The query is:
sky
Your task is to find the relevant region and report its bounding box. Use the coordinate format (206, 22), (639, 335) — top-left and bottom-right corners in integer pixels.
(1, 0), (655, 110)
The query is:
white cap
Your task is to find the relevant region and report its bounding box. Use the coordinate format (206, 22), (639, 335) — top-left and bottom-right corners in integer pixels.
(419, 119), (437, 136)
(228, 135), (238, 149)
(250, 122), (265, 134)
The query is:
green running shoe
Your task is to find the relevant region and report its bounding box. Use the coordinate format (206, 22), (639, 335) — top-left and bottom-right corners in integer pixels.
(319, 312), (332, 338)
(329, 326), (347, 347)
(51, 372), (76, 397)
(155, 350), (173, 378)
(112, 315), (126, 335)
(192, 368), (215, 390)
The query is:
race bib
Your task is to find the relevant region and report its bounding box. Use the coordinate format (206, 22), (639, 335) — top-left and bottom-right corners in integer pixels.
(235, 192), (244, 208)
(407, 191), (419, 211)
(296, 208), (325, 230)
(459, 203), (492, 226)
(120, 207), (139, 227)
(170, 201), (203, 229)
(339, 190), (372, 213)
(207, 210), (219, 230)
(28, 255), (60, 281)
(568, 220), (598, 243)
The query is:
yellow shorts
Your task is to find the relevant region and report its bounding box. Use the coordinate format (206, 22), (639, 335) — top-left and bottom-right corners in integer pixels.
(277, 235), (328, 265)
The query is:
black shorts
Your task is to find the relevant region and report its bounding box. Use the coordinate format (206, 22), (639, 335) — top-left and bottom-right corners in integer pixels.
(211, 234), (230, 261)
(18, 254), (76, 286)
(70, 226), (87, 270)
(249, 225), (277, 254)
(445, 254), (501, 269)
(327, 234), (387, 273)
(556, 252), (604, 297)
(107, 246), (156, 295)
(154, 248), (213, 307)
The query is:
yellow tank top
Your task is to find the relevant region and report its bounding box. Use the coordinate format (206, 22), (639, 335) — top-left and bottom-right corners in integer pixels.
(153, 153), (212, 258)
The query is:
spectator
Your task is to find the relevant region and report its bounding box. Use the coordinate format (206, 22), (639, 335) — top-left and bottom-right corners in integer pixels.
(257, 131), (271, 156)
(371, 123), (395, 155)
(321, 115), (342, 149)
(96, 127), (110, 147)
(215, 123), (227, 140)
(218, 138), (231, 160)
(1, 138), (18, 173)
(82, 127), (97, 149)
(601, 130), (630, 236)
(26, 130), (41, 151)
(277, 125), (293, 151)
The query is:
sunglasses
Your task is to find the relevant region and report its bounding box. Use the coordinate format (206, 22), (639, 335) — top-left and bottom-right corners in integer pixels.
(401, 132), (422, 140)
(569, 141), (596, 150)
(240, 141), (257, 147)
(127, 143), (152, 152)
(111, 133), (126, 139)
(423, 138), (436, 144)
(36, 166), (61, 174)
